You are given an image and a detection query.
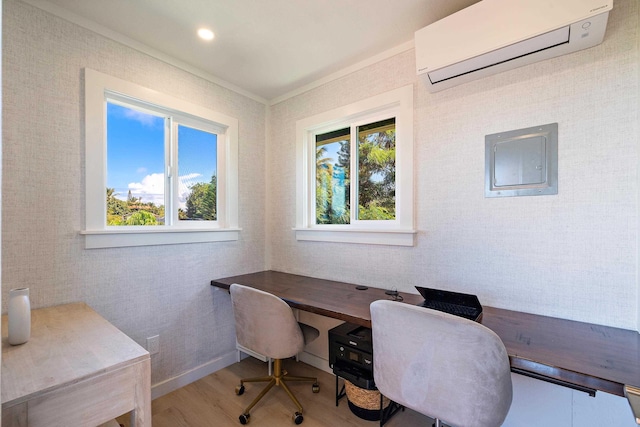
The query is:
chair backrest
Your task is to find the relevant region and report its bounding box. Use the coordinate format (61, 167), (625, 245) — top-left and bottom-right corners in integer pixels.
(230, 283), (305, 360)
(370, 300), (512, 427)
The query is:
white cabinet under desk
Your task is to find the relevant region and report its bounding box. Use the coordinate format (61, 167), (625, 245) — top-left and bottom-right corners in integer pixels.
(1, 302), (151, 427)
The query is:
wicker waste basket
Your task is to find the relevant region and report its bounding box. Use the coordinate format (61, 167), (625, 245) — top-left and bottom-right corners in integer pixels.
(345, 380), (390, 421)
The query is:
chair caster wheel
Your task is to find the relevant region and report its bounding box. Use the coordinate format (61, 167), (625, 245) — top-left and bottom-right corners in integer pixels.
(312, 383), (320, 393)
(239, 413), (250, 424)
(293, 412), (303, 424)
(235, 385), (245, 395)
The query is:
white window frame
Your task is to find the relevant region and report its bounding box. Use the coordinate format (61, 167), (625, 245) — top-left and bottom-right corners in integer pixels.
(82, 68), (240, 248)
(295, 85), (415, 246)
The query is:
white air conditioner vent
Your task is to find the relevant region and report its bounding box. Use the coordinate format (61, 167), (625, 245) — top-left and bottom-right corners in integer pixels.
(415, 0), (612, 92)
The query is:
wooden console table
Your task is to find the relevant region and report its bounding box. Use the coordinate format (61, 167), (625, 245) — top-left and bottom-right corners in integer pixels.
(1, 303), (151, 427)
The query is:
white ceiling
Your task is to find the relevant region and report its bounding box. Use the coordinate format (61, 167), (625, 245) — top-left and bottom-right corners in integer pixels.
(25, 0), (479, 102)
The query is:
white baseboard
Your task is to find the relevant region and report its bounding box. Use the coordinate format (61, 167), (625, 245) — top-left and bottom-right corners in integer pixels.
(151, 350), (238, 400)
(298, 351), (333, 375)
(150, 350), (331, 401)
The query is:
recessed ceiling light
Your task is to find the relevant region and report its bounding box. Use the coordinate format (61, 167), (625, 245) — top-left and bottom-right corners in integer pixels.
(198, 28), (215, 41)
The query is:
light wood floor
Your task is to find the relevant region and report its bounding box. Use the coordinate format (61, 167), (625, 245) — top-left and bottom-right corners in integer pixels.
(118, 357), (433, 427)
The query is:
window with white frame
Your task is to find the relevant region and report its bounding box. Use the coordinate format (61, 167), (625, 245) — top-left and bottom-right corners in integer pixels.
(83, 69), (239, 248)
(295, 85), (415, 246)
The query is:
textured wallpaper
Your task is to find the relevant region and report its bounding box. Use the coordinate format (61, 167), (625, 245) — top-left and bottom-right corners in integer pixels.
(268, 0), (639, 330)
(3, 0), (267, 385)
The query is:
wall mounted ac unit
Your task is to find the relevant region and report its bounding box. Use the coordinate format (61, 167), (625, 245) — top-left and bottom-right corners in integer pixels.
(415, 0), (613, 92)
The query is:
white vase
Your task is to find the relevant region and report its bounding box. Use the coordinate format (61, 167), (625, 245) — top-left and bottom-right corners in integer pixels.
(8, 288), (31, 345)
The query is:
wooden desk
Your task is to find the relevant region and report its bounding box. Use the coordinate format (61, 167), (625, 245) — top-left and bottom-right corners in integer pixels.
(1, 303), (151, 427)
(211, 270), (640, 399)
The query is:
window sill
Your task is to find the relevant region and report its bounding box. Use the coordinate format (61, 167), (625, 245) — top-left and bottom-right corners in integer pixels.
(81, 228), (241, 249)
(293, 228), (416, 246)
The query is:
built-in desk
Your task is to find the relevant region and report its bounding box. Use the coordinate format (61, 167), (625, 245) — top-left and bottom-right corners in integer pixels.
(1, 302), (151, 427)
(211, 271), (640, 403)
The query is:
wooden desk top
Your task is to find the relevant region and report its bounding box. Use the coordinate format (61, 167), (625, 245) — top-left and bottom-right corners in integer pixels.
(211, 270), (640, 398)
(1, 302), (149, 407)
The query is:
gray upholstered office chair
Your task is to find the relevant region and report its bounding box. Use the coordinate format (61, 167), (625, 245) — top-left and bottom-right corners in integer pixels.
(230, 283), (320, 425)
(370, 300), (512, 427)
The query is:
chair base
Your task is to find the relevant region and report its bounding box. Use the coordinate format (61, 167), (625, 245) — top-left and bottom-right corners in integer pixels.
(236, 358), (319, 424)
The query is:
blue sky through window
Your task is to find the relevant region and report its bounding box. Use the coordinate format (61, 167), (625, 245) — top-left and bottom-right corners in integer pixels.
(107, 102), (217, 209)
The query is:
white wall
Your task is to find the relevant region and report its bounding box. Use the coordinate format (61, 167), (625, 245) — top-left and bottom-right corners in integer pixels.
(269, 0), (639, 425)
(2, 0), (266, 392)
(503, 374), (636, 427)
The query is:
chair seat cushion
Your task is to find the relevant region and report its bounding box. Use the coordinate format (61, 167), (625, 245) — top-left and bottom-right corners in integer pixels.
(299, 322), (319, 344)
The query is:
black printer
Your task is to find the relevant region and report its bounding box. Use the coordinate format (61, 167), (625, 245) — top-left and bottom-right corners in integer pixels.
(328, 322), (375, 390)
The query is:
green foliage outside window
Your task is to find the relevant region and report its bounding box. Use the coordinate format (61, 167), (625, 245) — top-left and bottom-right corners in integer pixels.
(185, 175), (217, 220)
(316, 145), (349, 224)
(315, 120), (395, 224)
(357, 126), (395, 221)
(126, 211), (158, 225)
(106, 174), (216, 226)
